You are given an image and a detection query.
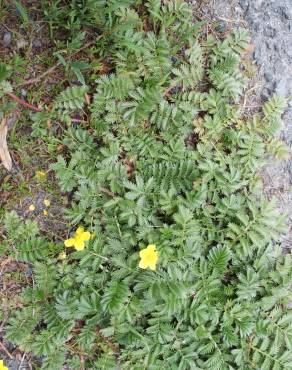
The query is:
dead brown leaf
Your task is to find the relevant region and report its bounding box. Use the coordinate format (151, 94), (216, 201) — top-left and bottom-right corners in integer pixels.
(85, 92), (91, 105)
(0, 118), (12, 171)
(242, 43), (255, 56)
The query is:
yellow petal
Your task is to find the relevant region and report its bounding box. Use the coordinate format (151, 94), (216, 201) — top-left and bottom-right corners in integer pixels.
(43, 199), (51, 207)
(138, 244), (158, 271)
(28, 204), (35, 211)
(148, 260), (157, 271)
(80, 231), (91, 241)
(75, 227), (84, 236)
(147, 244), (156, 252)
(139, 259), (148, 269)
(36, 171), (46, 180)
(139, 248), (148, 258)
(43, 210), (48, 216)
(139, 244), (156, 257)
(74, 238), (85, 251)
(0, 360), (8, 370)
(64, 238), (75, 247)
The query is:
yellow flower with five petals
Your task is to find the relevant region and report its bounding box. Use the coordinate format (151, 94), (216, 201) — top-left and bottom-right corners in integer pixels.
(43, 199), (51, 207)
(36, 170), (46, 180)
(139, 244), (158, 271)
(64, 227), (91, 251)
(0, 359), (8, 370)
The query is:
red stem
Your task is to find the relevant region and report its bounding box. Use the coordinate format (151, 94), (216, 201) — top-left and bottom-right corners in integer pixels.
(5, 92), (86, 123)
(71, 118), (86, 123)
(6, 92), (42, 112)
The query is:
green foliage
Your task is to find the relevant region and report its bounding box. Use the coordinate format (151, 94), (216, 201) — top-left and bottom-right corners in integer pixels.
(4, 1), (292, 369)
(13, 0), (29, 26)
(3, 211), (58, 262)
(4, 210), (39, 240)
(53, 85), (89, 122)
(0, 62), (10, 82)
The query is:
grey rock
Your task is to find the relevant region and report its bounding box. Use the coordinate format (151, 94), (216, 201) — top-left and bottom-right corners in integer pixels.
(32, 39), (42, 48)
(16, 38), (28, 49)
(25, 267), (33, 277)
(3, 32), (12, 46)
(20, 88), (27, 97)
(215, 20), (228, 33)
(261, 87), (273, 100)
(6, 113), (19, 129)
(242, 0), (292, 103)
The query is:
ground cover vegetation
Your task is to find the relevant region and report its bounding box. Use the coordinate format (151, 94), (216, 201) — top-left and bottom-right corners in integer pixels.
(1, 0), (292, 369)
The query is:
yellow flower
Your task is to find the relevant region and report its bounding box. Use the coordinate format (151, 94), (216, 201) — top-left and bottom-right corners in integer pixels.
(43, 199), (51, 207)
(28, 204), (35, 211)
(139, 244), (158, 271)
(36, 170), (46, 180)
(0, 360), (8, 370)
(43, 210), (48, 216)
(58, 251), (66, 260)
(64, 227), (91, 251)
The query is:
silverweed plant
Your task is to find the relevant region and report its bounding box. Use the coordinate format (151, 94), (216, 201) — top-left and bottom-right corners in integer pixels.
(2, 1), (292, 369)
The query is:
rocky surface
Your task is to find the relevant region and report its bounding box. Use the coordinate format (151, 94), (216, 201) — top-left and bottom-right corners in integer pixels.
(242, 0), (292, 249)
(239, 0), (292, 124)
(195, 0), (292, 248)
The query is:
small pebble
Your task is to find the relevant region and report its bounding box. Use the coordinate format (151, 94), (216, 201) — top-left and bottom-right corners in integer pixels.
(20, 88), (27, 97)
(32, 39), (42, 48)
(25, 267), (33, 277)
(6, 114), (19, 129)
(261, 89), (273, 101)
(215, 20), (227, 33)
(3, 32), (12, 46)
(43, 199), (51, 207)
(16, 38), (28, 50)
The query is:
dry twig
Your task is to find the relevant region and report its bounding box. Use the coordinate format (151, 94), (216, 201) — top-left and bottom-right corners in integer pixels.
(0, 118), (12, 171)
(0, 341), (13, 359)
(5, 92), (41, 112)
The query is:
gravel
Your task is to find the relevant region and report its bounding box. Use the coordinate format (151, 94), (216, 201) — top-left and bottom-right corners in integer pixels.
(2, 32), (12, 46)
